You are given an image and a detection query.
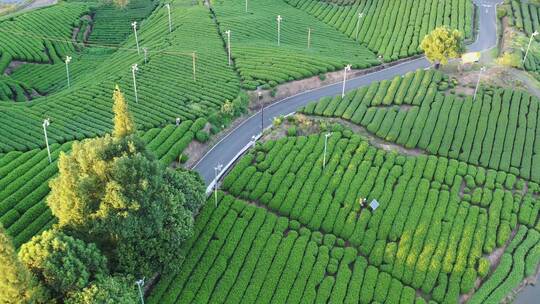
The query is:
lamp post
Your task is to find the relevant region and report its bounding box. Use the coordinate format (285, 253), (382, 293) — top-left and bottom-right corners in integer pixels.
(214, 164), (223, 207)
(143, 47), (148, 64)
(135, 278), (145, 304)
(225, 30), (231, 66)
(323, 132), (332, 169)
(165, 3), (172, 33)
(341, 64), (351, 98)
(43, 118), (51, 163)
(65, 55), (72, 88)
(258, 86), (264, 132)
(523, 31), (539, 65)
(307, 27), (311, 49)
(132, 21), (140, 55)
(277, 15), (282, 46)
(131, 64), (139, 103)
(355, 12), (364, 41)
(192, 52), (197, 81)
(473, 66), (486, 102)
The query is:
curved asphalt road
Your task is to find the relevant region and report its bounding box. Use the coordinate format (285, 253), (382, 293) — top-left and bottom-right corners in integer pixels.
(194, 0), (502, 186)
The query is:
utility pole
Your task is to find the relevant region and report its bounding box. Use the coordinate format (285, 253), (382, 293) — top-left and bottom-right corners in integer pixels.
(523, 31), (539, 65)
(131, 63), (139, 103)
(341, 64), (351, 98)
(225, 30), (231, 66)
(473, 66), (486, 102)
(166, 3), (172, 33)
(192, 52), (196, 81)
(277, 15), (282, 46)
(135, 278), (145, 304)
(323, 132), (332, 169)
(43, 118), (51, 163)
(307, 27), (311, 49)
(65, 55), (72, 88)
(132, 21), (140, 55)
(355, 12), (364, 41)
(214, 164), (223, 207)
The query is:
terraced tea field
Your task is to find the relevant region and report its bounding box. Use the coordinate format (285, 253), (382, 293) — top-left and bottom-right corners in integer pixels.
(1, 0), (539, 303)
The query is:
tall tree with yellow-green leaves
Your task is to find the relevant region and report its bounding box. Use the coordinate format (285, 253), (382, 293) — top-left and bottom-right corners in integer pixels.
(112, 85), (135, 138)
(0, 224), (46, 304)
(47, 86), (205, 278)
(420, 26), (464, 68)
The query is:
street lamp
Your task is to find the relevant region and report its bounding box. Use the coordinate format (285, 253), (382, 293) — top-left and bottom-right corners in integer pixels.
(258, 86), (264, 132)
(307, 27), (311, 49)
(43, 118), (51, 163)
(277, 15), (282, 46)
(143, 47), (148, 64)
(473, 66), (486, 102)
(132, 21), (140, 55)
(135, 278), (145, 304)
(192, 52), (197, 81)
(523, 31), (539, 65)
(341, 64), (351, 98)
(355, 12), (364, 41)
(323, 132), (332, 169)
(65, 55), (72, 88)
(225, 30), (231, 66)
(214, 164), (223, 207)
(165, 3), (172, 33)
(131, 64), (139, 103)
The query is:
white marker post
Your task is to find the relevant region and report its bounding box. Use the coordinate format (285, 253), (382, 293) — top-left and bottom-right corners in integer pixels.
(166, 3), (172, 33)
(65, 55), (72, 88)
(225, 30), (231, 66)
(523, 31), (539, 65)
(43, 118), (51, 163)
(355, 12), (364, 41)
(131, 64), (139, 103)
(473, 66), (486, 102)
(277, 15), (282, 46)
(135, 278), (145, 304)
(214, 164), (223, 207)
(307, 27), (311, 49)
(341, 64), (351, 98)
(323, 132), (332, 169)
(132, 21), (140, 55)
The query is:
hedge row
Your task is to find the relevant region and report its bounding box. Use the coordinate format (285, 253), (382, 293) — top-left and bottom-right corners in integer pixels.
(301, 70), (540, 183)
(284, 0), (472, 60)
(214, 128), (537, 302)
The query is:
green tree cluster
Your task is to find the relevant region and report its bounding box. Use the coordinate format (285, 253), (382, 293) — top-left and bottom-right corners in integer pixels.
(1, 86), (205, 302)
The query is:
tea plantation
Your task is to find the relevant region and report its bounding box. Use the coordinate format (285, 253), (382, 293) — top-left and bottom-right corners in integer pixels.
(0, 0), (539, 303)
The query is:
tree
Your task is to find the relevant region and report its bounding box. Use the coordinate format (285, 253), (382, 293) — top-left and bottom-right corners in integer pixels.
(64, 276), (138, 304)
(47, 86), (205, 277)
(420, 26), (464, 67)
(112, 85), (135, 139)
(19, 229), (108, 297)
(0, 225), (46, 304)
(113, 0), (129, 9)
